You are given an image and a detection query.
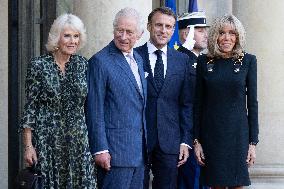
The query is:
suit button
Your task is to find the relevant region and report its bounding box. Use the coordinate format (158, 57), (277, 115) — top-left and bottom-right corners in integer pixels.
(140, 128), (143, 133)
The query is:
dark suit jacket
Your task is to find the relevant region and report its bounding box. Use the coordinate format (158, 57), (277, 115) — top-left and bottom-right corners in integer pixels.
(178, 46), (198, 90)
(136, 43), (194, 154)
(178, 46), (197, 61)
(86, 41), (147, 167)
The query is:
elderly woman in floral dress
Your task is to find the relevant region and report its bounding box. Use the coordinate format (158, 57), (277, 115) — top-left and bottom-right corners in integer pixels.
(20, 13), (96, 188)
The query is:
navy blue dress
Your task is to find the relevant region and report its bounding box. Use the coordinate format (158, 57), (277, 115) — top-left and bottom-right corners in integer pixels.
(194, 53), (259, 187)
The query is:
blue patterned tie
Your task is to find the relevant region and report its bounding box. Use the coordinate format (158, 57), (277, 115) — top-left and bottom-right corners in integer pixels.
(154, 50), (164, 92)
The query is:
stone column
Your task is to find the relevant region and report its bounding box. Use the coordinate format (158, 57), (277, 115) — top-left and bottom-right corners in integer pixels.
(198, 0), (232, 25)
(72, 0), (152, 58)
(233, 0), (284, 188)
(0, 0), (8, 188)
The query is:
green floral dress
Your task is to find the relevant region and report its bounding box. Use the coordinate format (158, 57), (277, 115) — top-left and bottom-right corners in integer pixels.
(21, 53), (96, 189)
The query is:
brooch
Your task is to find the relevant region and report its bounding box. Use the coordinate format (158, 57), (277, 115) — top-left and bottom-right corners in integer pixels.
(206, 59), (214, 72)
(206, 52), (245, 73)
(233, 53), (245, 73)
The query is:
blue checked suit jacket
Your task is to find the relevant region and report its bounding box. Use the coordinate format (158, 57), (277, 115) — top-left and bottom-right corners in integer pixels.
(86, 41), (147, 167)
(136, 43), (194, 154)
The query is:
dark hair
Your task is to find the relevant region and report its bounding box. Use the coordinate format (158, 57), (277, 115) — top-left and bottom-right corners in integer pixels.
(148, 7), (177, 24)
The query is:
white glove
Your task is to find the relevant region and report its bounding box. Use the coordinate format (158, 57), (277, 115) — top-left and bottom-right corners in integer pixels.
(182, 25), (195, 51)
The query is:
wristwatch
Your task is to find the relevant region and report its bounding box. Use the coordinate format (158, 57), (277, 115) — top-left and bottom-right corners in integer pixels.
(249, 141), (258, 146)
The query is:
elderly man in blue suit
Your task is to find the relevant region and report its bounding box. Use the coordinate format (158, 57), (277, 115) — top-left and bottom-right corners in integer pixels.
(136, 7), (195, 189)
(86, 7), (147, 189)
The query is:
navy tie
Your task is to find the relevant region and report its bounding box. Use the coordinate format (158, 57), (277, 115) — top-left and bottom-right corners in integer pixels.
(154, 50), (164, 92)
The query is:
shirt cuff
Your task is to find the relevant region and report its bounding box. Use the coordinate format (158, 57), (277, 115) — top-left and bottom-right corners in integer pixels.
(181, 143), (192, 149)
(94, 150), (109, 155)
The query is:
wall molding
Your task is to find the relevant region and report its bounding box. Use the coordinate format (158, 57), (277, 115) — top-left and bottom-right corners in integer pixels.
(250, 164), (284, 183)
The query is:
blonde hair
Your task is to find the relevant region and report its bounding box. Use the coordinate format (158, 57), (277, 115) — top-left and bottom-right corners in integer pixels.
(46, 13), (87, 52)
(207, 14), (245, 59)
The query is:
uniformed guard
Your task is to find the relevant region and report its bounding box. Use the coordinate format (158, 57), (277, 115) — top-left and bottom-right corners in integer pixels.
(177, 11), (210, 189)
(177, 11), (209, 68)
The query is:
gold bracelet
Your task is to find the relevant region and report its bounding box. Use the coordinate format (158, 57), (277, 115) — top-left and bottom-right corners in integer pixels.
(25, 145), (33, 150)
(249, 142), (257, 146)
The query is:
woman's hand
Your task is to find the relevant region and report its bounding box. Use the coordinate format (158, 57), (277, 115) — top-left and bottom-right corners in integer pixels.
(246, 144), (256, 167)
(24, 146), (38, 166)
(23, 128), (37, 166)
(194, 142), (205, 166)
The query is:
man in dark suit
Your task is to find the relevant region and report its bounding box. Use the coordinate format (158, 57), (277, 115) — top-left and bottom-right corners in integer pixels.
(136, 7), (194, 189)
(86, 7), (147, 189)
(177, 12), (209, 189)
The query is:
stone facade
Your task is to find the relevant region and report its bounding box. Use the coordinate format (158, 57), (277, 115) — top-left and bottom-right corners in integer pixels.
(69, 0), (152, 58)
(233, 1), (284, 188)
(0, 0), (8, 188)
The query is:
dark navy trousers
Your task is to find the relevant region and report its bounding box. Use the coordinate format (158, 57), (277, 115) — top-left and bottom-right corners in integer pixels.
(177, 152), (209, 189)
(145, 145), (179, 189)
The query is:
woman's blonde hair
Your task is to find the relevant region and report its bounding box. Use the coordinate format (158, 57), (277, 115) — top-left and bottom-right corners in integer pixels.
(45, 13), (87, 52)
(207, 14), (246, 59)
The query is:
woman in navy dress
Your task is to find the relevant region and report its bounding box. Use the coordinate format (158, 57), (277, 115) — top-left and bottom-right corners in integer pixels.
(193, 14), (259, 189)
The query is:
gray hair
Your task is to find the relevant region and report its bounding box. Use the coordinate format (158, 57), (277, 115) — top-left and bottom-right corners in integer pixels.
(207, 14), (246, 59)
(46, 13), (87, 52)
(113, 7), (144, 35)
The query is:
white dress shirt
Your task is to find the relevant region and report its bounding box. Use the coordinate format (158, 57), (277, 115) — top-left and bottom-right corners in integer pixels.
(147, 41), (167, 77)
